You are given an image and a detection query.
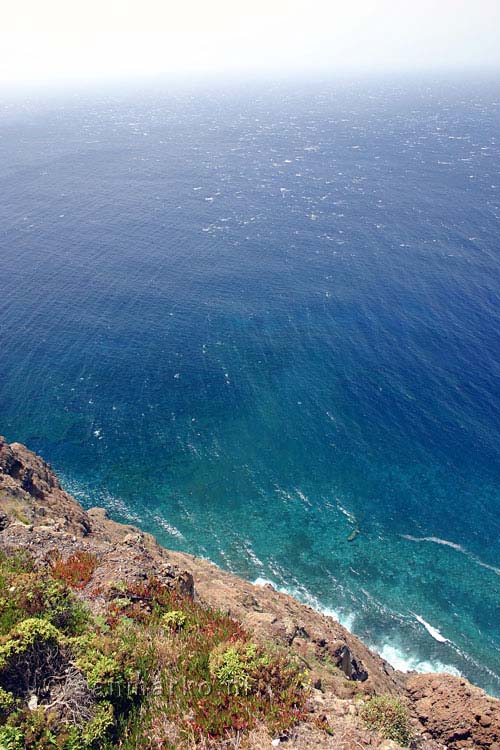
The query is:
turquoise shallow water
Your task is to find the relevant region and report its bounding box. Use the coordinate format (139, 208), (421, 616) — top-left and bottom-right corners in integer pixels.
(1, 76), (499, 693)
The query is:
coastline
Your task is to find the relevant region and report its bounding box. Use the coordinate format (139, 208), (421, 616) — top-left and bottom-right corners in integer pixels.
(58, 477), (486, 691)
(1, 435), (499, 749)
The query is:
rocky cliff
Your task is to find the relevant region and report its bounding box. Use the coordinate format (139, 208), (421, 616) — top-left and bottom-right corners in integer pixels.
(0, 436), (498, 750)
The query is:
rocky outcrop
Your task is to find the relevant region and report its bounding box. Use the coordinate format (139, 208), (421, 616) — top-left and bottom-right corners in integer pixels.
(407, 674), (500, 749)
(1, 436), (499, 749)
(0, 437), (194, 601)
(0, 437), (91, 536)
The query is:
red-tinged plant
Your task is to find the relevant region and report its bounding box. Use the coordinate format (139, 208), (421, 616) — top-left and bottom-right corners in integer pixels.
(49, 550), (99, 590)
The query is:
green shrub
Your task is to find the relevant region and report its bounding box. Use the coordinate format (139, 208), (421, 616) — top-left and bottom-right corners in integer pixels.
(162, 610), (187, 631)
(209, 640), (265, 695)
(0, 726), (24, 750)
(0, 617), (62, 670)
(0, 558), (89, 636)
(10, 708), (59, 750)
(0, 686), (15, 713)
(78, 651), (122, 694)
(360, 694), (412, 746)
(72, 622), (149, 704)
(81, 701), (114, 745)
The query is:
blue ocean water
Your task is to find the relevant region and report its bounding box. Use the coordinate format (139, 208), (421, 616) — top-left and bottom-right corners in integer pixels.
(1, 76), (499, 694)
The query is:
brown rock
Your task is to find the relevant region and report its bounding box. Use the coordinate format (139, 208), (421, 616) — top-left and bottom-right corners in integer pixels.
(407, 673), (500, 749)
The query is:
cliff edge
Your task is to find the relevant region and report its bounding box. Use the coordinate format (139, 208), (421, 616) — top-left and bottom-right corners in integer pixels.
(0, 436), (498, 750)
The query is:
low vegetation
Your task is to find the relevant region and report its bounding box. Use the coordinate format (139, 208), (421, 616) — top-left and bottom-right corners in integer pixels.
(360, 694), (413, 746)
(49, 551), (99, 590)
(0, 549), (309, 749)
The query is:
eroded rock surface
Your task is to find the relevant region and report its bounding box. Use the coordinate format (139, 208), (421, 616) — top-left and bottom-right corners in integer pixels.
(407, 673), (500, 749)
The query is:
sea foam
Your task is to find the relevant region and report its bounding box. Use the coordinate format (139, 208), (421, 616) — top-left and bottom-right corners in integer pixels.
(376, 644), (461, 677)
(402, 535), (500, 576)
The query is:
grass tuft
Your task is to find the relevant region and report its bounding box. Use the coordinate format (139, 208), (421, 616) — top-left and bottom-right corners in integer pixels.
(360, 694), (413, 746)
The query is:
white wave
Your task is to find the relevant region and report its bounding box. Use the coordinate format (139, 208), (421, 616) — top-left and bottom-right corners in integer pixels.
(413, 614), (449, 643)
(253, 576), (275, 588)
(252, 576), (355, 632)
(295, 489), (312, 507)
(377, 644), (461, 677)
(63, 478), (144, 525)
(152, 514), (184, 539)
(249, 573), (468, 685)
(273, 486), (294, 503)
(242, 540), (264, 568)
(103, 500), (143, 524)
(402, 534), (463, 551)
(401, 535), (500, 576)
(336, 501), (357, 525)
(334, 610), (356, 632)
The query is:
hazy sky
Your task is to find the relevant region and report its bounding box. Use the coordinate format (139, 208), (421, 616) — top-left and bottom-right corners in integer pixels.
(2, 0), (500, 87)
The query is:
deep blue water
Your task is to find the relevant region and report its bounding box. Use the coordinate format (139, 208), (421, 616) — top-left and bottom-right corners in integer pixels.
(1, 76), (499, 694)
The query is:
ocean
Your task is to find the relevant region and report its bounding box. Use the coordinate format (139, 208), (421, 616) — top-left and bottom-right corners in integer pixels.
(1, 75), (499, 694)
